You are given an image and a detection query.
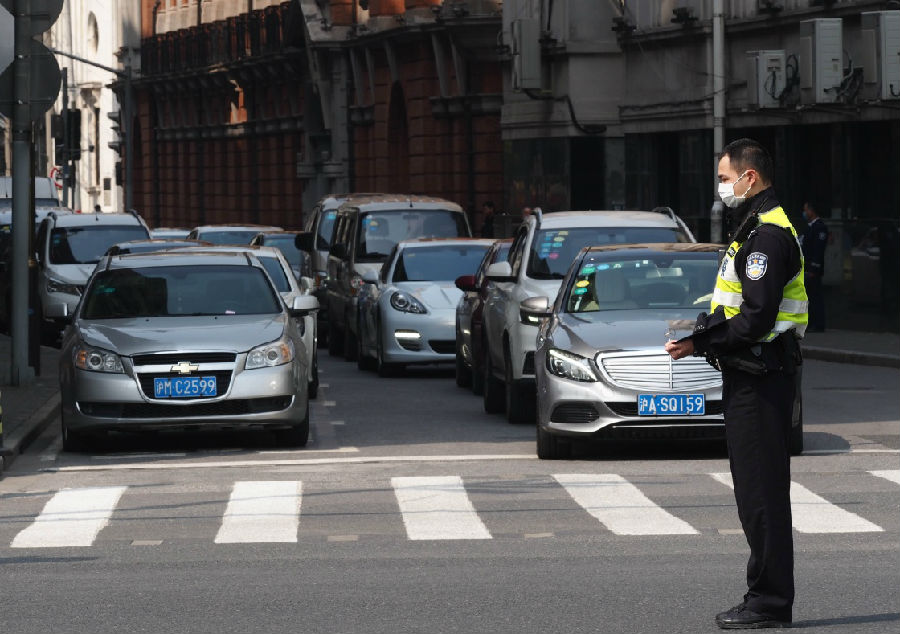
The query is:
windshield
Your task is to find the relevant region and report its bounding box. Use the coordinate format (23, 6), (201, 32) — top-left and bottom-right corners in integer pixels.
(258, 256), (291, 292)
(392, 244), (490, 283)
(198, 230), (260, 245)
(528, 227), (690, 280)
(565, 252), (718, 313)
(82, 265), (282, 319)
(263, 235), (302, 268)
(357, 209), (469, 263)
(318, 211), (337, 250)
(49, 225), (149, 264)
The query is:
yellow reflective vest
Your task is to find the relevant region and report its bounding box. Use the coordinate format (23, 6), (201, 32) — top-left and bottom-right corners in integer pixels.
(711, 206), (809, 341)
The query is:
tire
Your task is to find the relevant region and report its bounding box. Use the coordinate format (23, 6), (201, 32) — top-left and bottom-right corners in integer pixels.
(343, 314), (358, 362)
(376, 319), (399, 378)
(482, 350), (505, 414)
(328, 322), (344, 357)
(537, 425), (570, 460)
(308, 348), (319, 400)
(504, 345), (535, 424)
(61, 416), (91, 452)
(455, 345), (472, 388)
(276, 401), (310, 447)
(317, 316), (328, 348)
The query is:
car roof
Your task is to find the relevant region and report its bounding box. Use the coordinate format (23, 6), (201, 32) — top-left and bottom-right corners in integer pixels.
(171, 244), (284, 258)
(255, 230), (300, 237)
(191, 224), (283, 231)
(105, 251), (260, 269)
(581, 242), (723, 255)
(341, 195), (463, 212)
(534, 210), (681, 229)
(397, 238), (495, 249)
(319, 193), (394, 208)
(50, 212), (145, 227)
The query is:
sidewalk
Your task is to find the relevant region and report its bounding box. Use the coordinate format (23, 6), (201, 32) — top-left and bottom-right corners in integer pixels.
(0, 335), (61, 473)
(801, 329), (900, 369)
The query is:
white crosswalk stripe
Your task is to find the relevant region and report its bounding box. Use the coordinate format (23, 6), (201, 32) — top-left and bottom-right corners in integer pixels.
(710, 472), (883, 534)
(553, 473), (698, 535)
(11, 486), (127, 548)
(391, 476), (492, 540)
(869, 470), (900, 486)
(215, 481), (303, 544)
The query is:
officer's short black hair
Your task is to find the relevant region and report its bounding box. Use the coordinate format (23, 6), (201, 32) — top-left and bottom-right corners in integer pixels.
(721, 138), (774, 185)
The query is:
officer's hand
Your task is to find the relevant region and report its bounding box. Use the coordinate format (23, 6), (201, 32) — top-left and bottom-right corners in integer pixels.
(665, 339), (694, 360)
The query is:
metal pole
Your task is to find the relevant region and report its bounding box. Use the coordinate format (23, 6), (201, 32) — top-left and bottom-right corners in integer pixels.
(711, 0), (725, 243)
(11, 0), (35, 385)
(61, 65), (68, 207)
(124, 62), (133, 211)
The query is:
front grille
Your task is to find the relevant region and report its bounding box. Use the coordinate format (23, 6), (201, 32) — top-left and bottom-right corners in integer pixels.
(599, 352), (720, 391)
(131, 352), (237, 366)
(428, 340), (455, 355)
(522, 352), (535, 375)
(606, 400), (724, 417)
(136, 370), (234, 400)
(550, 402), (599, 424)
(78, 396), (292, 419)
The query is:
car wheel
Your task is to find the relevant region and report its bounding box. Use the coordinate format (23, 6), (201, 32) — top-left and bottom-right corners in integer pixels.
(482, 350), (505, 414)
(276, 400), (310, 447)
(376, 319), (399, 378)
(343, 313), (358, 362)
(328, 322), (344, 357)
(317, 316), (328, 348)
(455, 344), (472, 388)
(308, 348), (319, 400)
(61, 415), (90, 452)
(504, 345), (534, 424)
(537, 424), (570, 460)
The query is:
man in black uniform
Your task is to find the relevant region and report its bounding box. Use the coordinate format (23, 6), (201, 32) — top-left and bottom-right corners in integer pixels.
(800, 201), (829, 332)
(666, 138), (807, 629)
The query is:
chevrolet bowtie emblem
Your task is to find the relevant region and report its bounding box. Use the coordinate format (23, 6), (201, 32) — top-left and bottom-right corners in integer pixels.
(171, 361), (199, 375)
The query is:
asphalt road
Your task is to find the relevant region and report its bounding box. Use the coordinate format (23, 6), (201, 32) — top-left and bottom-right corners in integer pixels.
(1, 354), (897, 634)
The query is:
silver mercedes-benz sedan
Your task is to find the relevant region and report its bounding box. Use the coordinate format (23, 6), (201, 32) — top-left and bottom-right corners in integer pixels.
(524, 243), (725, 459)
(356, 238), (493, 376)
(58, 251), (318, 450)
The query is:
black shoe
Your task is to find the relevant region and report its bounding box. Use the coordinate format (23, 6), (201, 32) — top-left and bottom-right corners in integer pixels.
(715, 606), (789, 629)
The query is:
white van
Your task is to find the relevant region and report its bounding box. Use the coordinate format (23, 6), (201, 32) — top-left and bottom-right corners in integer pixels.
(0, 177), (61, 209)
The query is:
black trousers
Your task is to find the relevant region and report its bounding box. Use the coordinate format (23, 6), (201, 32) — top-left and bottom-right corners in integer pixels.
(722, 366), (795, 621)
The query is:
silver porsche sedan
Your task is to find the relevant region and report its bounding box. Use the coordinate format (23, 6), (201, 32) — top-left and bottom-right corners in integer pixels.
(58, 251), (318, 450)
(523, 243), (725, 459)
(356, 238), (494, 376)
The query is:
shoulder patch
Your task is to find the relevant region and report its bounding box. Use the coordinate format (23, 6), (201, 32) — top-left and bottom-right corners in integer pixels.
(745, 252), (768, 280)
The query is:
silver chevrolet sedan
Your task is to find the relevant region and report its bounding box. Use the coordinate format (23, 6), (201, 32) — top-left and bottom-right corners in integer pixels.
(356, 239), (494, 376)
(524, 243), (725, 459)
(58, 251), (318, 450)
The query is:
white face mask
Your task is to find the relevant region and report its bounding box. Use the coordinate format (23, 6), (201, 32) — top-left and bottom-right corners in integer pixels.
(718, 171), (751, 208)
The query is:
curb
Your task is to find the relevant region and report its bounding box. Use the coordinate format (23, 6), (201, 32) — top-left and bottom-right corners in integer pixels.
(0, 393), (60, 475)
(802, 346), (900, 369)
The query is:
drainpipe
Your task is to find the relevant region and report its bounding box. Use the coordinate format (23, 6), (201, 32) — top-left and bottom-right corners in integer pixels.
(711, 0), (725, 243)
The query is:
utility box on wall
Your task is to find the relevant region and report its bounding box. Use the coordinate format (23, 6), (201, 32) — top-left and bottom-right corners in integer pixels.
(799, 18), (843, 104)
(860, 11), (900, 101)
(747, 50), (786, 108)
(511, 18), (541, 91)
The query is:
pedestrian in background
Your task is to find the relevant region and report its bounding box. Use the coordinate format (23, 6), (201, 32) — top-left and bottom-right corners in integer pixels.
(800, 201), (829, 332)
(481, 200), (496, 238)
(666, 138), (807, 630)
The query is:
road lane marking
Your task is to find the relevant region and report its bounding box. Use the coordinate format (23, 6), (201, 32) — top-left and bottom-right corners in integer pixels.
(524, 532), (554, 539)
(215, 481), (302, 544)
(392, 476), (491, 540)
(554, 474), (698, 536)
(91, 453), (187, 460)
(802, 449), (900, 455)
(327, 535), (358, 542)
(11, 486), (127, 548)
(321, 401), (336, 407)
(257, 447), (358, 455)
(869, 470), (900, 486)
(710, 472), (883, 534)
(131, 540), (162, 546)
(45, 454), (537, 472)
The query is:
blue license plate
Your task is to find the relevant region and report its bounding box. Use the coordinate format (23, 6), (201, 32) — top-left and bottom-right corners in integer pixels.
(153, 376), (217, 398)
(637, 394), (705, 416)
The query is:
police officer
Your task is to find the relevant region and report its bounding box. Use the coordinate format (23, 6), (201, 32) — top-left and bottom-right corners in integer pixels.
(800, 201), (829, 332)
(666, 138), (807, 629)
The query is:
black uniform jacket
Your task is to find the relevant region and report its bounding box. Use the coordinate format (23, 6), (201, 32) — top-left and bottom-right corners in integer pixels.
(801, 217), (829, 274)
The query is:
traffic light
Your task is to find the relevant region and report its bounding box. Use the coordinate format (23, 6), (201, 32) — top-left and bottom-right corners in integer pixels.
(66, 108), (81, 161)
(107, 109), (123, 155)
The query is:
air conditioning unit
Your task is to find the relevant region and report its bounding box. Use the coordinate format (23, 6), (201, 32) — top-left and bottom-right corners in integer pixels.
(511, 18), (541, 91)
(747, 50), (786, 108)
(860, 11), (900, 101)
(799, 19), (843, 104)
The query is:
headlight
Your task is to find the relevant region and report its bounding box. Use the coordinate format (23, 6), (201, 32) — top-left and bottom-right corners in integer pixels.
(390, 291), (427, 314)
(75, 345), (124, 373)
(47, 276), (82, 296)
(245, 337), (295, 369)
(547, 348), (599, 382)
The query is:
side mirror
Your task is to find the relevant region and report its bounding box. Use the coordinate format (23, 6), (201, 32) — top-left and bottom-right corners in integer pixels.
(485, 261), (514, 282)
(329, 243), (347, 260)
(295, 232), (315, 252)
(290, 295), (319, 316)
(520, 296), (552, 323)
(45, 302), (72, 321)
(360, 269), (379, 284)
(455, 274), (477, 292)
